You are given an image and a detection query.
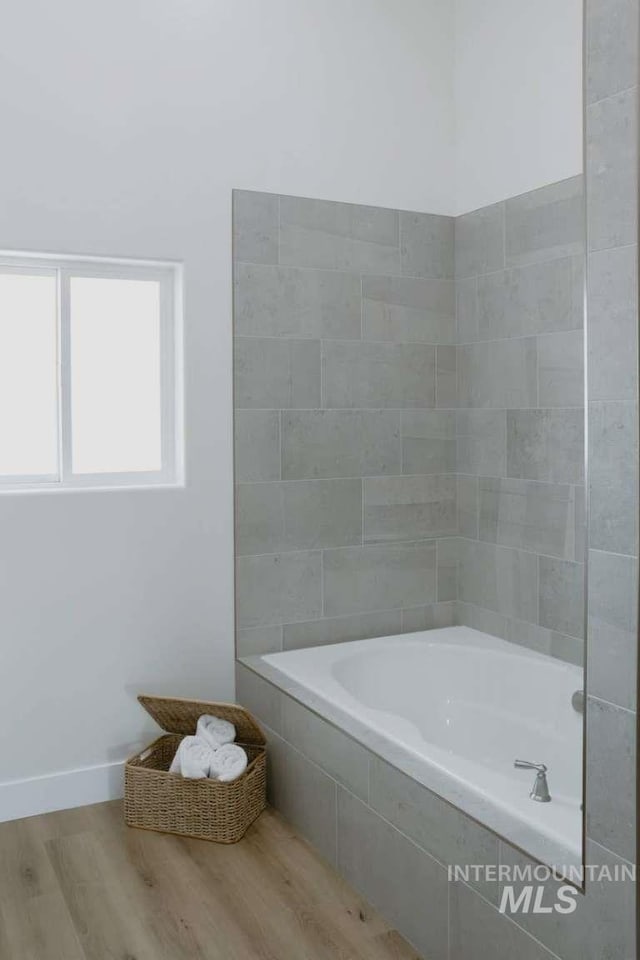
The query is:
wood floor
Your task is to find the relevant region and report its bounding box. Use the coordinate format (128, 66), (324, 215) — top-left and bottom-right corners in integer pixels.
(0, 801), (420, 960)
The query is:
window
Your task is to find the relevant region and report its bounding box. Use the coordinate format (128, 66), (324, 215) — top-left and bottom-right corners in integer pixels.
(0, 255), (181, 490)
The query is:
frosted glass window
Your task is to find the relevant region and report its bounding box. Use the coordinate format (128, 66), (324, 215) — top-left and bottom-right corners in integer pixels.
(70, 277), (162, 475)
(0, 273), (58, 477)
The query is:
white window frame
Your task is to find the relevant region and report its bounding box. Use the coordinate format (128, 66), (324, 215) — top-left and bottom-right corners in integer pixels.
(0, 252), (183, 492)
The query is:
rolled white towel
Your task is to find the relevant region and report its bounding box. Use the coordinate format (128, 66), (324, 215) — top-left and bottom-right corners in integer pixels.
(208, 743), (248, 783)
(169, 735), (215, 779)
(196, 714), (236, 750)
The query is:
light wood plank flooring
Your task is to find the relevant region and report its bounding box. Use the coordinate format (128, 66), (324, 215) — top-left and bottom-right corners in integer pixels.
(0, 801), (421, 960)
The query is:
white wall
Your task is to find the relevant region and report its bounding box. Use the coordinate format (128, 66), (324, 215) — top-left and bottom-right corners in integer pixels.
(0, 0), (455, 816)
(454, 0), (583, 214)
(0, 0), (584, 818)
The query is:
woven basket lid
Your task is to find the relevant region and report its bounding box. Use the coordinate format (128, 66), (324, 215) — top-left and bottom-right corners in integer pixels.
(138, 694), (266, 746)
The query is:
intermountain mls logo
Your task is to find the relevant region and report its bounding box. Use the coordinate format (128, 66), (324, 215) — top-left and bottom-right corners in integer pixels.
(448, 863), (636, 915)
(500, 883), (577, 915)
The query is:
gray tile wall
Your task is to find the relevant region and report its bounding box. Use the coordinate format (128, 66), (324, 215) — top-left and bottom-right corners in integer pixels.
(584, 0), (639, 896)
(233, 191), (457, 656)
(454, 175), (587, 666)
(233, 183), (588, 667)
(237, 663), (635, 960)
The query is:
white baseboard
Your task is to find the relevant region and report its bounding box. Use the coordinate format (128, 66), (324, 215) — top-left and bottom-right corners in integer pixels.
(0, 760), (125, 823)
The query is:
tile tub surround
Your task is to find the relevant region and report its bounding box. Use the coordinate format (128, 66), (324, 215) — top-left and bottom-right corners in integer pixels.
(233, 190), (458, 656)
(233, 185), (586, 664)
(583, 21), (638, 956)
(236, 661), (635, 960)
(453, 174), (587, 666)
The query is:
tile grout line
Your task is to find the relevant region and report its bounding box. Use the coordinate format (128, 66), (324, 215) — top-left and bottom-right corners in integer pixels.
(237, 254), (458, 281)
(586, 81), (639, 110)
(587, 691), (637, 716)
(456, 247), (582, 284)
(238, 403), (584, 411)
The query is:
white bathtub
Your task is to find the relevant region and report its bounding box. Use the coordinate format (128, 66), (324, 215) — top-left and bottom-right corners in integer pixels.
(258, 625), (583, 868)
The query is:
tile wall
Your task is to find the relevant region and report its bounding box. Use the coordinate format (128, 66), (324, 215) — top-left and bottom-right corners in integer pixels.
(584, 0), (638, 886)
(454, 175), (586, 665)
(234, 178), (588, 668)
(233, 191), (458, 657)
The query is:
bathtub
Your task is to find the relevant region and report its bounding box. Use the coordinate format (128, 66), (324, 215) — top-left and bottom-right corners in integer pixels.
(253, 625), (583, 869)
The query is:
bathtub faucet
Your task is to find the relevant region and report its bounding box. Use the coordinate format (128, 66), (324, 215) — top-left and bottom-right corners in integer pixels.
(514, 760), (551, 803)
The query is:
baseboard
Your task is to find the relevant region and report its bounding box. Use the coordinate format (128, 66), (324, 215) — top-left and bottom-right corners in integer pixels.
(0, 760), (125, 822)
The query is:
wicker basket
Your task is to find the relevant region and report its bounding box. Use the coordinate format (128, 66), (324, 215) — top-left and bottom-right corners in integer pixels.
(124, 694), (267, 843)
